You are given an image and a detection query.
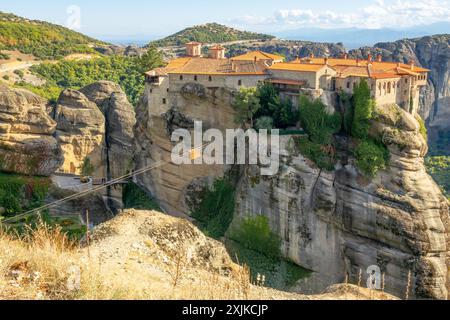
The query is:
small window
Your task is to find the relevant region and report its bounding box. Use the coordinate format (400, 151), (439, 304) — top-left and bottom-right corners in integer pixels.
(150, 89), (153, 93)
(238, 80), (242, 86)
(194, 75), (198, 81)
(208, 76), (212, 81)
(405, 78), (408, 83)
(166, 88), (169, 92)
(346, 82), (350, 89)
(162, 98), (166, 104)
(180, 75), (183, 81)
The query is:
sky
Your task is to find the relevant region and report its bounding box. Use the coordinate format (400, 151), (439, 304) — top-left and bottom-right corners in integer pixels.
(1, 0), (450, 40)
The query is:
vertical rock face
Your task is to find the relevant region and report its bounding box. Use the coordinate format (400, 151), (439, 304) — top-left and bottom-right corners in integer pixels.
(235, 104), (449, 299)
(134, 83), (235, 215)
(54, 89), (106, 176)
(53, 81), (136, 211)
(0, 84), (62, 175)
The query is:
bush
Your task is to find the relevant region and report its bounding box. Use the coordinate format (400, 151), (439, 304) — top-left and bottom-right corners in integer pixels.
(191, 178), (235, 239)
(298, 96), (341, 144)
(229, 215), (281, 258)
(122, 182), (161, 211)
(255, 116), (274, 130)
(13, 69), (24, 78)
(232, 87), (260, 127)
(79, 157), (94, 176)
(416, 114), (428, 140)
(254, 83), (297, 129)
(2, 75), (9, 80)
(295, 137), (336, 171)
(30, 54), (164, 106)
(425, 156), (450, 197)
(355, 140), (388, 177)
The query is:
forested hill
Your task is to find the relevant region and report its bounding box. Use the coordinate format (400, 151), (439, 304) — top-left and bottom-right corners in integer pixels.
(0, 11), (105, 59)
(149, 22), (275, 47)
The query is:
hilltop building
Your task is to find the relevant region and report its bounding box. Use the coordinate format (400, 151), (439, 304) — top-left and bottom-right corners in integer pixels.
(145, 43), (429, 114)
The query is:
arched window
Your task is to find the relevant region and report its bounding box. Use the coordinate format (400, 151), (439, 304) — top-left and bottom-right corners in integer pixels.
(194, 75), (198, 81)
(238, 80), (242, 86)
(180, 75), (183, 81)
(162, 98), (166, 104)
(208, 76), (212, 81)
(387, 82), (391, 94)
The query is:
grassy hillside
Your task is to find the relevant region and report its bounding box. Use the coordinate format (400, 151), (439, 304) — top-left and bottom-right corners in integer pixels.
(149, 22), (275, 47)
(0, 11), (105, 59)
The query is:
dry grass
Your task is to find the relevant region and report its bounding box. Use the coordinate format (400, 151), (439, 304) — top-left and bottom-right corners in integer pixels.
(0, 210), (398, 300)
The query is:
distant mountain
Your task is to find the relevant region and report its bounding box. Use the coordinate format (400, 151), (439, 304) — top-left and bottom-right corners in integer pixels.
(275, 23), (450, 49)
(0, 11), (106, 59)
(148, 22), (275, 47)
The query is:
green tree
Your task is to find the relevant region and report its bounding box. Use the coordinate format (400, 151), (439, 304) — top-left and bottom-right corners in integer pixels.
(79, 157), (94, 176)
(233, 87), (260, 127)
(352, 79), (375, 139)
(138, 45), (165, 73)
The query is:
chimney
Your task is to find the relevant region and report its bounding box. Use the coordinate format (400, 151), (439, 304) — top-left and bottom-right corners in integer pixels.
(324, 57), (329, 65)
(356, 58), (360, 66)
(309, 53), (314, 59)
(209, 45), (225, 59)
(376, 54), (382, 62)
(185, 42), (202, 57)
(344, 53), (348, 59)
(367, 53), (372, 61)
(410, 60), (415, 70)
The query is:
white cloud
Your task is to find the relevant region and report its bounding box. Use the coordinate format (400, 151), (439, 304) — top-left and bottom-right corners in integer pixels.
(231, 0), (450, 29)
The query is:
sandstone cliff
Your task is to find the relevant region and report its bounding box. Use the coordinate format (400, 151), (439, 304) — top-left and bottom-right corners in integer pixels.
(134, 83), (235, 215)
(0, 84), (62, 175)
(134, 80), (449, 299)
(234, 104), (449, 299)
(53, 81), (136, 210)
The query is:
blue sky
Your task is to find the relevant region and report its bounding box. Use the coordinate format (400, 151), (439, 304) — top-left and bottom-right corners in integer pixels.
(1, 0), (450, 39)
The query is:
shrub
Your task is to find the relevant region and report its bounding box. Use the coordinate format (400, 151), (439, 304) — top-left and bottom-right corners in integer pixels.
(13, 69), (24, 78)
(122, 182), (161, 211)
(79, 157), (94, 176)
(191, 178), (235, 239)
(416, 114), (428, 140)
(255, 116), (274, 130)
(233, 87), (260, 127)
(295, 137), (336, 171)
(355, 140), (388, 177)
(298, 95), (341, 144)
(352, 79), (375, 139)
(2, 75), (9, 80)
(229, 215), (281, 258)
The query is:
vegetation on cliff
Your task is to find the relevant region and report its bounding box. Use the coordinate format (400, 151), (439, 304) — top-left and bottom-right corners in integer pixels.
(149, 23), (274, 47)
(0, 11), (103, 60)
(122, 182), (161, 211)
(296, 96), (341, 170)
(191, 178), (235, 239)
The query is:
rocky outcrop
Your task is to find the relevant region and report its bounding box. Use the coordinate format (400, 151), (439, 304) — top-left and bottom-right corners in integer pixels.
(0, 84), (62, 175)
(53, 89), (105, 176)
(234, 104), (449, 299)
(134, 83), (235, 215)
(52, 81), (135, 211)
(81, 81), (136, 210)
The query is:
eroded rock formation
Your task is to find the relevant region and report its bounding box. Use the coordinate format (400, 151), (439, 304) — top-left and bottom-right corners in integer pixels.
(134, 82), (235, 215)
(234, 104), (449, 299)
(0, 84), (62, 175)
